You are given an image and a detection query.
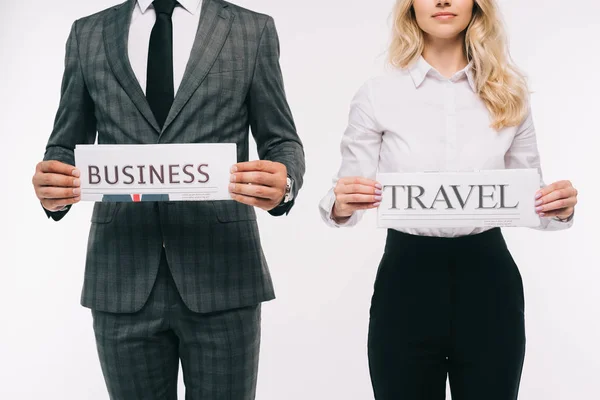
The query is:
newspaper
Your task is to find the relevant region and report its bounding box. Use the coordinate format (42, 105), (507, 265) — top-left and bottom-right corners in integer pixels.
(376, 169), (541, 228)
(74, 143), (237, 202)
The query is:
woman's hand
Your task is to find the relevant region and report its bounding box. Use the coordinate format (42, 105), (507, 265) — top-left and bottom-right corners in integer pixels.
(332, 177), (382, 222)
(535, 180), (577, 220)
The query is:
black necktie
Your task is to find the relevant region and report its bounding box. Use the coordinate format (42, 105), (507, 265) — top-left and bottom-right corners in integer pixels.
(146, 0), (178, 129)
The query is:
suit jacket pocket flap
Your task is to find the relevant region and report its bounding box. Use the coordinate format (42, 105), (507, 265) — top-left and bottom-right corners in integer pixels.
(211, 201), (256, 223)
(208, 55), (244, 74)
(91, 202), (120, 224)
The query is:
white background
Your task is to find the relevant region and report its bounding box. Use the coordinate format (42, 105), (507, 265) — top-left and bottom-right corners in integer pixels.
(1, 0), (598, 399)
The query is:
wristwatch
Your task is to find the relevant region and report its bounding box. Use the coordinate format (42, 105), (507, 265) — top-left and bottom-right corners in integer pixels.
(283, 176), (294, 203)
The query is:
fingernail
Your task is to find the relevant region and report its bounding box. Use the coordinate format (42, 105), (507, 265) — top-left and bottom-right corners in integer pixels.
(373, 202), (381, 207)
(375, 195), (383, 201)
(72, 169), (80, 177)
(230, 166), (238, 173)
(535, 206), (543, 212)
(539, 212), (546, 217)
(535, 199), (542, 206)
(229, 183), (235, 191)
(375, 189), (383, 195)
(230, 174), (236, 183)
(375, 183), (383, 189)
(73, 179), (80, 187)
(535, 192), (542, 199)
(73, 188), (81, 195)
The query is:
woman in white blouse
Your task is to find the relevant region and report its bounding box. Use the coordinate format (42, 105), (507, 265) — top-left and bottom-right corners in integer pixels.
(319, 0), (578, 399)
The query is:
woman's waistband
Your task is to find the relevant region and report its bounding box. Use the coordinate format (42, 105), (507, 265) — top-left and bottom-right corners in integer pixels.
(384, 227), (506, 253)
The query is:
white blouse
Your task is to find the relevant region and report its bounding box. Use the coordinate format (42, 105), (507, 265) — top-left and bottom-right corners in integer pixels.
(319, 56), (573, 237)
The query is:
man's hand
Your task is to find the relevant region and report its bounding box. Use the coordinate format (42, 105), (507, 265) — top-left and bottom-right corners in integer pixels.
(32, 160), (81, 212)
(229, 160), (288, 211)
(535, 180), (578, 220)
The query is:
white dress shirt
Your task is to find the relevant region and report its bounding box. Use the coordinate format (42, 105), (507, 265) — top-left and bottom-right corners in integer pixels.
(129, 0), (202, 95)
(129, 0), (200, 244)
(319, 56), (574, 237)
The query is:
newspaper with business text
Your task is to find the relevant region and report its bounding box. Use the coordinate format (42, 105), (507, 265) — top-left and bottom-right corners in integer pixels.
(74, 143), (237, 202)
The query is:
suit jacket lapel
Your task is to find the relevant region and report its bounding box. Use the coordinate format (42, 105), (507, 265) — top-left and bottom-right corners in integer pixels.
(103, 0), (161, 133)
(160, 0), (233, 134)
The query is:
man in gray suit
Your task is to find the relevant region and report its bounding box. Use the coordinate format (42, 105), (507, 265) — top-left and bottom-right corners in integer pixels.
(31, 0), (305, 399)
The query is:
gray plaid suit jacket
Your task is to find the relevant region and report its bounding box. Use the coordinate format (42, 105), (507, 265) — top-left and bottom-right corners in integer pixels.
(42, 0), (305, 314)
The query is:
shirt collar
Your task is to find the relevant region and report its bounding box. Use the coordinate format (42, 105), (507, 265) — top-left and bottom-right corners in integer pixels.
(408, 56), (477, 92)
(138, 0), (201, 15)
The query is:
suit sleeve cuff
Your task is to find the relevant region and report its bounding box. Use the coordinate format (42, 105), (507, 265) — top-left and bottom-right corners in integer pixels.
(268, 199), (294, 216)
(43, 203), (71, 221)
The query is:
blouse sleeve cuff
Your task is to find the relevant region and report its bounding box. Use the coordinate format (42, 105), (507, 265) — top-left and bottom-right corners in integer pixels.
(318, 189), (360, 228)
(542, 210), (575, 230)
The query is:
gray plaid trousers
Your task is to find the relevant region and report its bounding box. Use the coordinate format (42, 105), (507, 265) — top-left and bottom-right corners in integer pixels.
(92, 250), (261, 400)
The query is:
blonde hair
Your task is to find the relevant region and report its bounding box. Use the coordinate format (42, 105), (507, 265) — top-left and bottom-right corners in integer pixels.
(389, 0), (528, 130)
